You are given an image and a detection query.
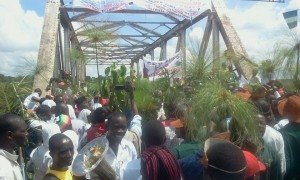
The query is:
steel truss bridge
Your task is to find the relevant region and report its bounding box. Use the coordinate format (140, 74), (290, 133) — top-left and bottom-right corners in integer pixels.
(33, 0), (285, 93)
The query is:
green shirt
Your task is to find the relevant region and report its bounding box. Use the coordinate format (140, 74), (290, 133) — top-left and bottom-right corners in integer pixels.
(280, 122), (300, 180)
(172, 140), (202, 159)
(258, 142), (282, 180)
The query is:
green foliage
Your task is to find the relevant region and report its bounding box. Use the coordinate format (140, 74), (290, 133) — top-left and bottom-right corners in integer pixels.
(70, 48), (88, 67)
(259, 59), (275, 81)
(134, 79), (158, 122)
(101, 64), (127, 112)
(0, 81), (31, 116)
(186, 81), (259, 146)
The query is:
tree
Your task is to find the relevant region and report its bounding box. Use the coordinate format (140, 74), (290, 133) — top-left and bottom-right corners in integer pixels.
(81, 23), (116, 91)
(276, 31), (300, 90)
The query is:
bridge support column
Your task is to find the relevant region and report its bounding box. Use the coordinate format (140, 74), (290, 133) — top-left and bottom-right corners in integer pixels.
(32, 0), (61, 96)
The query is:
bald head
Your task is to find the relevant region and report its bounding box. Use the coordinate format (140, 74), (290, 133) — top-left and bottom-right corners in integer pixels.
(49, 133), (74, 168)
(49, 133), (72, 152)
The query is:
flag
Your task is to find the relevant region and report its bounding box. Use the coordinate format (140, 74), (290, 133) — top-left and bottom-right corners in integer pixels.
(283, 10), (298, 29)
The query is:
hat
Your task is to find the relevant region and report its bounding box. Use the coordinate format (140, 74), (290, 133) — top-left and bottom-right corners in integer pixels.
(235, 91), (251, 101)
(242, 150), (266, 178)
(203, 138), (246, 178)
(58, 82), (65, 86)
(56, 114), (71, 132)
(277, 95), (300, 123)
(29, 119), (42, 129)
(170, 119), (184, 128)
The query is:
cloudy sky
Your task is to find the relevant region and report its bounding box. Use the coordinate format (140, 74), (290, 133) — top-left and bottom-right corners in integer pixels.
(0, 0), (299, 77)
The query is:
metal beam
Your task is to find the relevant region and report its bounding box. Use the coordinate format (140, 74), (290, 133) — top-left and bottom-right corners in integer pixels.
(181, 29), (186, 77)
(132, 9), (211, 62)
(79, 34), (162, 38)
(73, 20), (177, 25)
(84, 52), (142, 55)
(71, 12), (99, 21)
(128, 23), (161, 36)
(122, 37), (150, 45)
(87, 63), (131, 65)
(212, 12), (220, 72)
(86, 56), (134, 60)
(60, 7), (98, 13)
(76, 23), (124, 35)
(108, 9), (170, 15)
(198, 13), (213, 60)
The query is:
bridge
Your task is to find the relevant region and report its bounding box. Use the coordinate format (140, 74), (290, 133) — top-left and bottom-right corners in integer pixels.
(33, 0), (284, 94)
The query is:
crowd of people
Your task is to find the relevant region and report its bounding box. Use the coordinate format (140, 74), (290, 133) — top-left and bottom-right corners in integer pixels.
(0, 78), (300, 180)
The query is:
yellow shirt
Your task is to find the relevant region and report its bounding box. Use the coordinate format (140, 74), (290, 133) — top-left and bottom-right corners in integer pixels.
(46, 168), (72, 180)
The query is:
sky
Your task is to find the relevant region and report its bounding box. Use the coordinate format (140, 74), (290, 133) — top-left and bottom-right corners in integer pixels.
(0, 0), (299, 77)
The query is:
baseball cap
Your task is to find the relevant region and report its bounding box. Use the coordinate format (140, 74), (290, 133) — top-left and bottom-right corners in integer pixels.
(170, 119), (184, 128)
(242, 150), (266, 178)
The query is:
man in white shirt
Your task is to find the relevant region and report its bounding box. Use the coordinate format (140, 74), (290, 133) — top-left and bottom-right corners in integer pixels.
(23, 88), (42, 110)
(77, 99), (91, 123)
(28, 123), (61, 180)
(91, 112), (137, 179)
(54, 95), (76, 120)
(106, 112), (137, 178)
(263, 125), (286, 174)
(0, 113), (28, 180)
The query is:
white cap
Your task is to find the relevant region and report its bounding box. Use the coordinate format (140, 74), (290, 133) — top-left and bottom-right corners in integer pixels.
(29, 120), (42, 129)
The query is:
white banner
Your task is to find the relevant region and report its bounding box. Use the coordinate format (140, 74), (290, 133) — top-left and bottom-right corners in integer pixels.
(143, 51), (182, 77)
(81, 0), (128, 12)
(79, 0), (209, 19)
(133, 0), (209, 19)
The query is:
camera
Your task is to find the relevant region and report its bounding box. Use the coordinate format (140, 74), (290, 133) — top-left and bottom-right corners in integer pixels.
(114, 85), (126, 91)
(114, 81), (134, 92)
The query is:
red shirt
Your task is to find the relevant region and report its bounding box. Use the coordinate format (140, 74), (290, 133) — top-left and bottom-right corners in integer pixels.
(87, 123), (107, 142)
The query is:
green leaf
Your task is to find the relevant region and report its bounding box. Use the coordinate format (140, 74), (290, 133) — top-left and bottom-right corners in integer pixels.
(105, 67), (110, 76)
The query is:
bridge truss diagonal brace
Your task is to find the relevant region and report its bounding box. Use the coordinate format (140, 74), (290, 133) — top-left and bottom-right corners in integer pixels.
(132, 10), (211, 63)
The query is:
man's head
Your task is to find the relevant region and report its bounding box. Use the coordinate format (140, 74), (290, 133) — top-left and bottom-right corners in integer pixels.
(92, 108), (107, 124)
(0, 113), (28, 149)
(142, 120), (166, 148)
(93, 95), (101, 103)
(106, 112), (127, 143)
(49, 133), (74, 169)
(54, 103), (69, 117)
(34, 88), (42, 96)
(204, 138), (247, 180)
(36, 105), (52, 121)
(254, 99), (273, 124)
(75, 96), (89, 111)
(54, 95), (64, 104)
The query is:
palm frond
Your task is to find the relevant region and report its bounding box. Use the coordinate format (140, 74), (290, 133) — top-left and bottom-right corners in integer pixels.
(186, 81), (259, 146)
